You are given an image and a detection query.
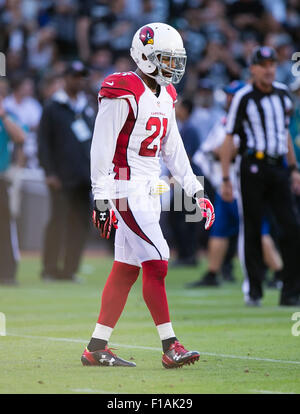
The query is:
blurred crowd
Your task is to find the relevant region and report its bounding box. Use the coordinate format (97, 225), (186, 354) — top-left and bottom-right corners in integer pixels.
(0, 0), (300, 282)
(0, 0), (299, 168)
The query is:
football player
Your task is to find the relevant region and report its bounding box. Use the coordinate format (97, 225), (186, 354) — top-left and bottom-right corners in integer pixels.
(81, 22), (215, 369)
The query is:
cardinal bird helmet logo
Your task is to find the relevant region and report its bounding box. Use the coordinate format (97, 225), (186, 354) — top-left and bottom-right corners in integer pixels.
(139, 26), (154, 46)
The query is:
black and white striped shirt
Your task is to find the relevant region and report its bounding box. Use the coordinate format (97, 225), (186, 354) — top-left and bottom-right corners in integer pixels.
(226, 82), (293, 157)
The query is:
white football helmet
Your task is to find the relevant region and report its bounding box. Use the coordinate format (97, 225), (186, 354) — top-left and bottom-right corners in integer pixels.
(130, 22), (187, 86)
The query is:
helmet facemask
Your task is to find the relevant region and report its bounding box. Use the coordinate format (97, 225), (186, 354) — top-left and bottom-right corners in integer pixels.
(130, 23), (187, 86)
(147, 50), (187, 86)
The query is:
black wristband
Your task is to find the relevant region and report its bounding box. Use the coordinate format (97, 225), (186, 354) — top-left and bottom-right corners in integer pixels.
(193, 191), (209, 200)
(95, 199), (109, 211)
(222, 176), (230, 182)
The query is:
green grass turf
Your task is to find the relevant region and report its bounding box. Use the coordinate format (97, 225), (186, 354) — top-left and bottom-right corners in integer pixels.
(0, 253), (300, 394)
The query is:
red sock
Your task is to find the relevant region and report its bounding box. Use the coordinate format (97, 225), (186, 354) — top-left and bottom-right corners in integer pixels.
(142, 260), (170, 326)
(97, 261), (140, 328)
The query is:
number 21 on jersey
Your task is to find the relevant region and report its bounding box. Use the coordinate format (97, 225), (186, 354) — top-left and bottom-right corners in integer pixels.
(139, 117), (168, 157)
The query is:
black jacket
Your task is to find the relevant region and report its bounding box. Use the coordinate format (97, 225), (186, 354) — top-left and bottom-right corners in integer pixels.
(38, 90), (96, 189)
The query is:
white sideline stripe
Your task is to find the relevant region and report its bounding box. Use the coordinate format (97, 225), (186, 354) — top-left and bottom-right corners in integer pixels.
(7, 333), (300, 366)
(7, 333), (162, 351)
(251, 389), (295, 394)
(200, 352), (300, 365)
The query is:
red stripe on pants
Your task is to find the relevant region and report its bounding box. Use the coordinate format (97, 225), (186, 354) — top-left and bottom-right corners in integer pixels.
(114, 198), (155, 246)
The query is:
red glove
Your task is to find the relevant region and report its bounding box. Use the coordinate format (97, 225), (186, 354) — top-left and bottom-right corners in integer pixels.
(197, 197), (215, 230)
(93, 200), (118, 239)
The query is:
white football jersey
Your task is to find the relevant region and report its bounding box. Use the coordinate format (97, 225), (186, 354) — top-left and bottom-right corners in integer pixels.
(91, 71), (202, 199)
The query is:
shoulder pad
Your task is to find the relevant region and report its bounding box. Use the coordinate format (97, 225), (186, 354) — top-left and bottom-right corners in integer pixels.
(166, 84), (177, 104)
(99, 72), (145, 103)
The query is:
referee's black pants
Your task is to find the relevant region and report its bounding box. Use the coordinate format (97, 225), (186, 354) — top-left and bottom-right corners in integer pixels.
(42, 185), (92, 279)
(238, 156), (300, 301)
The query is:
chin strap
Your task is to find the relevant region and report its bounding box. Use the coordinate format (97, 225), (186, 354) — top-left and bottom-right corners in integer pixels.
(144, 71), (172, 87)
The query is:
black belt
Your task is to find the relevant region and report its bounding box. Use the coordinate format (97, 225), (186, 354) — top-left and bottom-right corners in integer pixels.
(243, 150), (284, 166)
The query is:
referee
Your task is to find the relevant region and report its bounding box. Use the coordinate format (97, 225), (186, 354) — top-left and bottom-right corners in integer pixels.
(220, 46), (300, 306)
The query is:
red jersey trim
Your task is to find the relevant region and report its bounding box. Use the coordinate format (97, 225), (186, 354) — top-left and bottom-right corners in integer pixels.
(112, 98), (135, 180)
(166, 84), (177, 107)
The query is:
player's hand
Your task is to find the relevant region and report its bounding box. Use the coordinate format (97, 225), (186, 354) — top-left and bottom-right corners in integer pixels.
(93, 200), (118, 239)
(0, 97), (6, 118)
(221, 179), (234, 202)
(196, 196), (215, 230)
(291, 170), (300, 196)
(46, 175), (62, 191)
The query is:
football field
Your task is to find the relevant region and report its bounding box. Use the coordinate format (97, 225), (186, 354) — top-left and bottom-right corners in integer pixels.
(0, 253), (300, 395)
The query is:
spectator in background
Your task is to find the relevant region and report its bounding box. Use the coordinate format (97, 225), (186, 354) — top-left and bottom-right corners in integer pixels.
(226, 0), (277, 40)
(178, 7), (206, 66)
(48, 0), (79, 60)
(76, 0), (167, 64)
(197, 35), (241, 88)
(38, 61), (95, 281)
(108, 0), (135, 56)
(76, 0), (111, 63)
(85, 47), (114, 111)
(135, 0), (163, 28)
(89, 47), (114, 79)
(0, 78), (9, 98)
(38, 70), (64, 103)
(269, 33), (295, 86)
(4, 75), (42, 169)
(0, 0), (28, 74)
(189, 78), (225, 146)
(113, 54), (134, 73)
(235, 33), (259, 81)
(262, 0), (287, 24)
(76, 0), (134, 63)
(285, 0), (300, 45)
(26, 25), (57, 74)
(0, 86), (25, 285)
(198, 0), (237, 48)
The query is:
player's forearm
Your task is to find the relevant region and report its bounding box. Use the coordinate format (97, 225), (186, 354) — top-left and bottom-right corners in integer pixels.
(90, 98), (129, 199)
(220, 134), (235, 179)
(162, 113), (203, 196)
(286, 132), (299, 169)
(76, 17), (91, 62)
(1, 115), (25, 144)
(90, 122), (116, 199)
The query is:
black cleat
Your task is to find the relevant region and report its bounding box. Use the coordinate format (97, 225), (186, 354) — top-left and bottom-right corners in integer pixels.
(185, 272), (220, 288)
(244, 296), (262, 307)
(81, 347), (136, 367)
(279, 295), (300, 306)
(162, 341), (200, 369)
